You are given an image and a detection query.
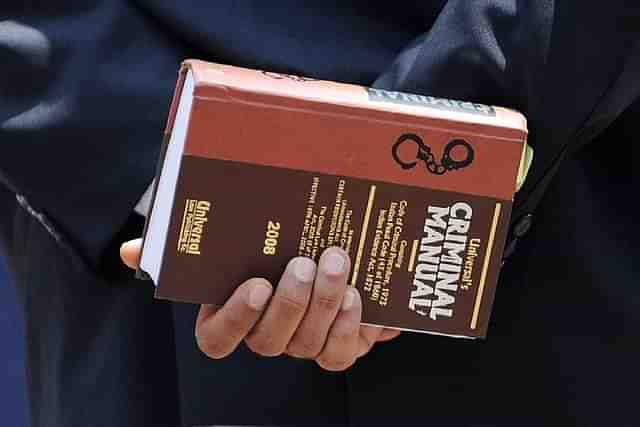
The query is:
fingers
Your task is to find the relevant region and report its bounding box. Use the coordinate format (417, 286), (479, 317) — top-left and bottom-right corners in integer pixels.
(196, 278), (273, 359)
(120, 238), (142, 269)
(192, 246), (396, 368)
(245, 257), (315, 356)
(316, 287), (362, 371)
(286, 247), (350, 359)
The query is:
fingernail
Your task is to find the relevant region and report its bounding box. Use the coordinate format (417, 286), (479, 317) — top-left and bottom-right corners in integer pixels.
(323, 251), (346, 276)
(293, 257), (315, 283)
(342, 288), (357, 311)
(248, 284), (272, 310)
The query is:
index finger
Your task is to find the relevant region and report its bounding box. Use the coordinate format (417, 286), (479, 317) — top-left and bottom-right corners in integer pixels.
(196, 278), (273, 359)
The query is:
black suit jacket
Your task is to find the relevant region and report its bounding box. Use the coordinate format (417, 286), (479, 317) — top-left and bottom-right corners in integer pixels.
(1, 1), (639, 426)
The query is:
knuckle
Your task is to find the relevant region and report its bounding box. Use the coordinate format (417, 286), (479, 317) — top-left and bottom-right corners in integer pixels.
(317, 355), (355, 372)
(195, 333), (232, 359)
(314, 293), (342, 312)
(245, 335), (284, 357)
(275, 291), (309, 314)
(287, 333), (323, 359)
(224, 311), (249, 335)
(331, 325), (356, 344)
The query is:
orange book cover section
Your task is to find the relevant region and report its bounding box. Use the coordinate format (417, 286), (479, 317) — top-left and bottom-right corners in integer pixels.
(147, 60), (528, 338)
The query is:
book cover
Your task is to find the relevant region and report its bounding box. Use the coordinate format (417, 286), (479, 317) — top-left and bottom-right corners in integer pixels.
(138, 59), (530, 338)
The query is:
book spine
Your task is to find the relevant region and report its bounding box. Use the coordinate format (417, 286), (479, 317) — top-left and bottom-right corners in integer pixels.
(185, 59), (528, 135)
(137, 68), (189, 280)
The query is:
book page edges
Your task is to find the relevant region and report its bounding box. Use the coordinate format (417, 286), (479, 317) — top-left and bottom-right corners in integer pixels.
(516, 144), (535, 192)
(136, 67), (190, 282)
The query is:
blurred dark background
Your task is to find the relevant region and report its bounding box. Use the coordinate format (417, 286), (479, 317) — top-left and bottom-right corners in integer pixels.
(0, 256), (28, 427)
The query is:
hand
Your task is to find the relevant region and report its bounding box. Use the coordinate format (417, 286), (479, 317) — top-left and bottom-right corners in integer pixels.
(121, 239), (400, 371)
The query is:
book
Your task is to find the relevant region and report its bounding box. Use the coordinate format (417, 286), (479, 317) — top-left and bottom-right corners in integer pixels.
(138, 59), (532, 339)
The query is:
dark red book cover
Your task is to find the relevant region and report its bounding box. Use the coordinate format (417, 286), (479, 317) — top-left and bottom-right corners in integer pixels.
(139, 60), (529, 338)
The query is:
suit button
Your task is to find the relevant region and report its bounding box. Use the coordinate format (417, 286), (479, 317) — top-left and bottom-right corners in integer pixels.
(513, 214), (533, 238)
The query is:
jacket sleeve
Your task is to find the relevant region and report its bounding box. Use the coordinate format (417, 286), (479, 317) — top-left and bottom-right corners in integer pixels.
(0, 2), (182, 267)
(374, 0), (640, 201)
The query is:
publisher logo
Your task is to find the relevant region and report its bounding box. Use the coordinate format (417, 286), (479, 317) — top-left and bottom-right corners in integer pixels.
(392, 133), (474, 175)
(178, 199), (211, 255)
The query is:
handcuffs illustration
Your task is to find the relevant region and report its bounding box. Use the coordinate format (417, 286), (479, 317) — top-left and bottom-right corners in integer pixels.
(392, 133), (474, 175)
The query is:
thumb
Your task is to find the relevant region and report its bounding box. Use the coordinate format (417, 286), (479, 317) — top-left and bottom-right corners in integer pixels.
(120, 238), (143, 269)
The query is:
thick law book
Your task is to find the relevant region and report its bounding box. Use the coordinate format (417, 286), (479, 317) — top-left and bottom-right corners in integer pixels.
(138, 59), (531, 339)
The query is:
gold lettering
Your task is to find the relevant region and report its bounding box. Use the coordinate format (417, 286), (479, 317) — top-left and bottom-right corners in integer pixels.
(178, 198), (211, 255)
